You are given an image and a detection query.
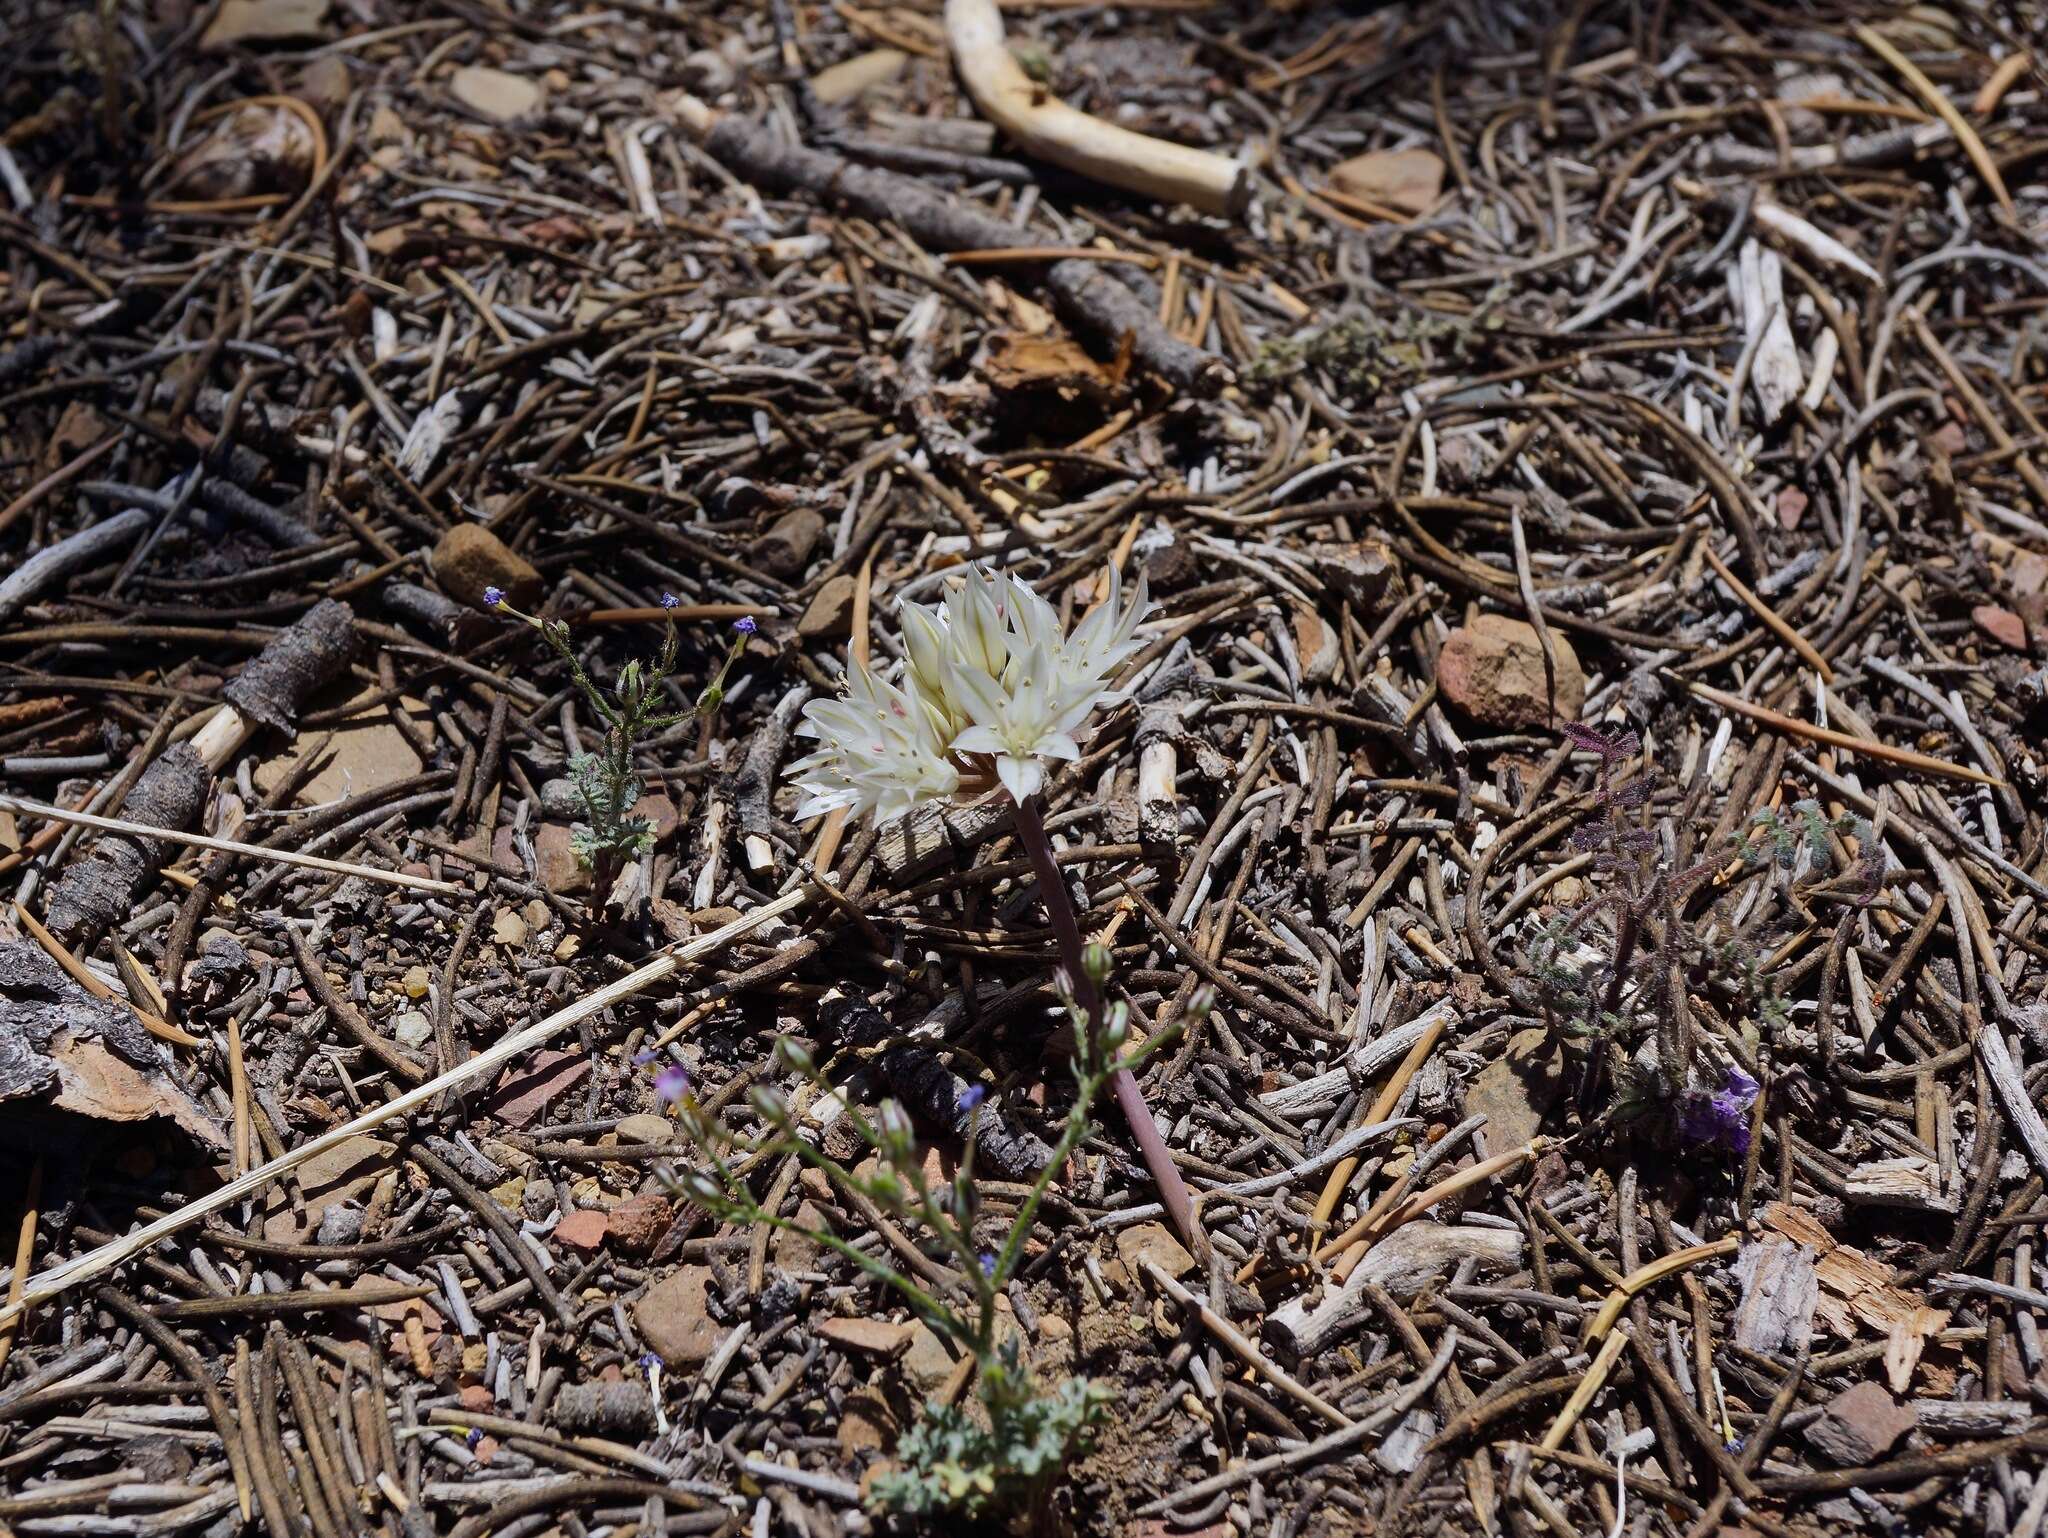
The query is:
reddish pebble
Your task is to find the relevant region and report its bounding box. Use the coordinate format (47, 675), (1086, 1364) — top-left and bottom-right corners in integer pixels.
(1974, 603), (2029, 651)
(606, 1192), (672, 1255)
(555, 1207), (608, 1252)
(459, 1384), (493, 1412)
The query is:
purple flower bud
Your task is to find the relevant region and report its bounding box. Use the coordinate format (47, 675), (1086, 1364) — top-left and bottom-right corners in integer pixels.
(979, 1252), (997, 1279)
(654, 1063), (691, 1106)
(464, 1427), (484, 1450)
(957, 1083), (987, 1115)
(733, 615), (757, 634)
(482, 586), (505, 608)
(1680, 1064), (1760, 1155)
(638, 1351), (661, 1372)
(660, 592), (680, 611)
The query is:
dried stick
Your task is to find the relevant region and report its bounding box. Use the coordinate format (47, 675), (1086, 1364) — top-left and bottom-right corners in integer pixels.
(0, 793), (461, 895)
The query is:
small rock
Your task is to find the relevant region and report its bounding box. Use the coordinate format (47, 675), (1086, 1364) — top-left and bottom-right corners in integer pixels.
(1806, 1381), (1915, 1465)
(1975, 603), (2028, 652)
(490, 909), (528, 948)
(1464, 1028), (1565, 1157)
(451, 65), (544, 122)
(1142, 534), (1203, 593)
(1436, 614), (1585, 729)
(402, 965), (430, 1000)
(262, 1136), (392, 1242)
(837, 1392), (897, 1457)
(631, 792), (679, 841)
(1304, 539), (1398, 612)
(615, 1114), (673, 1145)
(634, 1265), (726, 1367)
(798, 574), (857, 641)
(819, 1317), (916, 1359)
(432, 523), (541, 610)
(1116, 1222), (1195, 1283)
(490, 1049), (591, 1131)
(202, 0), (329, 48)
(773, 1200), (830, 1271)
(392, 1009), (433, 1048)
(297, 56), (352, 111)
(750, 507), (828, 579)
(1328, 147), (1444, 215)
(533, 823), (590, 896)
(458, 1383), (494, 1413)
(812, 48), (908, 105)
(314, 1205), (364, 1246)
(1038, 1314), (1073, 1342)
(554, 1208), (607, 1252)
(606, 1192), (671, 1255)
(900, 1322), (964, 1394)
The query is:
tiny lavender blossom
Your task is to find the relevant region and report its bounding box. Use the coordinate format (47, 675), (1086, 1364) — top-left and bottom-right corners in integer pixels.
(733, 615), (757, 634)
(1680, 1064), (1759, 1155)
(482, 586), (504, 608)
(789, 563), (1150, 818)
(659, 592), (679, 610)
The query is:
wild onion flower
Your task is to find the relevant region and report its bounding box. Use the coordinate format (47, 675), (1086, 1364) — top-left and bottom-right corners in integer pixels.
(1680, 1064), (1759, 1155)
(482, 586), (505, 608)
(789, 564), (1151, 819)
(660, 592), (680, 610)
(734, 615), (757, 634)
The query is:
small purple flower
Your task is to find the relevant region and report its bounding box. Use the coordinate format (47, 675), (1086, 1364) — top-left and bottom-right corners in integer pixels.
(654, 1064), (691, 1106)
(464, 1427), (484, 1451)
(660, 592), (680, 611)
(957, 1083), (987, 1115)
(482, 586), (505, 608)
(633, 1049), (657, 1066)
(1680, 1065), (1760, 1156)
(979, 1252), (997, 1279)
(733, 615), (757, 634)
(638, 1351), (661, 1372)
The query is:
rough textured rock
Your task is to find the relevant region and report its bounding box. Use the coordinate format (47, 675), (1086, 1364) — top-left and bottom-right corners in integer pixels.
(1464, 1028), (1565, 1156)
(1116, 1222), (1195, 1283)
(554, 1208), (607, 1252)
(605, 1192), (670, 1255)
(1436, 613), (1586, 729)
(797, 573), (857, 640)
(1806, 1382), (1915, 1465)
(533, 823), (591, 895)
(433, 523), (541, 610)
(633, 1265), (725, 1366)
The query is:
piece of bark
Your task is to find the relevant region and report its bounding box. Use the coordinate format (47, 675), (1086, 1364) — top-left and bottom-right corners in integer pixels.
(731, 684), (809, 875)
(1258, 1002), (1455, 1117)
(687, 107), (1228, 397)
(0, 939), (225, 1150)
(222, 598), (357, 736)
(549, 1382), (654, 1436)
(1732, 1233), (1819, 1355)
(1264, 1222), (1522, 1364)
(44, 743), (210, 947)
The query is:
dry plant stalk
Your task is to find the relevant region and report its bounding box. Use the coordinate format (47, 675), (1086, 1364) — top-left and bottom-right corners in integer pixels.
(944, 0), (1248, 217)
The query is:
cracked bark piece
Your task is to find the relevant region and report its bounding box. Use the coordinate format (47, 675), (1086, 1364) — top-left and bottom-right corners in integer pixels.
(221, 597), (358, 736)
(44, 742), (210, 948)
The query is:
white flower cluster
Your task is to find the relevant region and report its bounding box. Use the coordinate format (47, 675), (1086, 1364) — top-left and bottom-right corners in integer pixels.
(789, 565), (1151, 821)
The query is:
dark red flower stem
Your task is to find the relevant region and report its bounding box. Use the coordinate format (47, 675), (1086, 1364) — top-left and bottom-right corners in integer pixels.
(1011, 793), (1200, 1253)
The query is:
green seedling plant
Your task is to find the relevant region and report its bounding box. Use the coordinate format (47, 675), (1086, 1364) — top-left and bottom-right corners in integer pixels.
(485, 586), (750, 900)
(665, 946), (1193, 1526)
